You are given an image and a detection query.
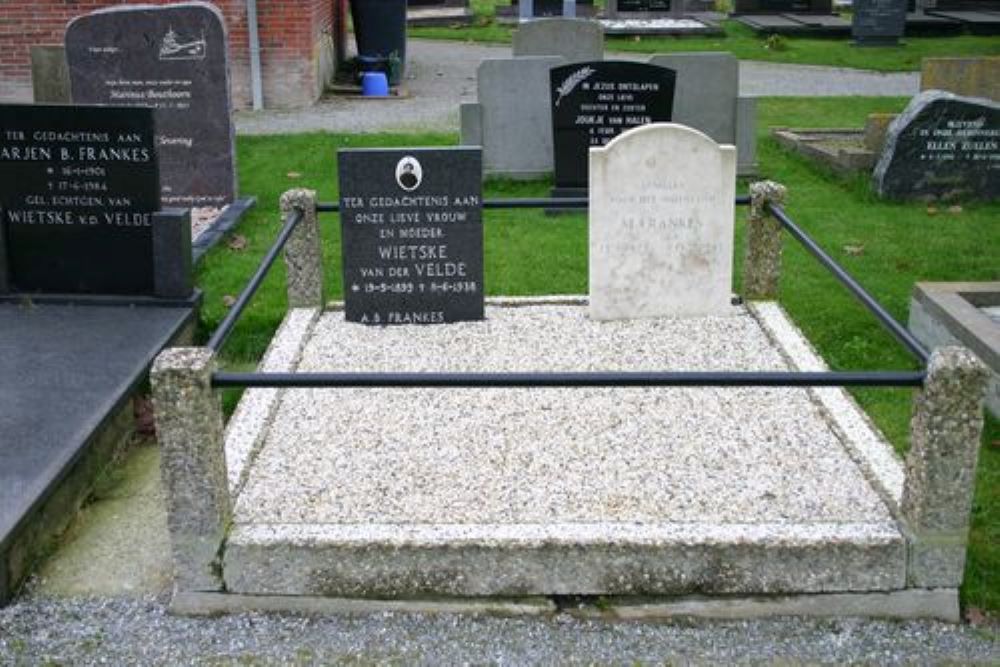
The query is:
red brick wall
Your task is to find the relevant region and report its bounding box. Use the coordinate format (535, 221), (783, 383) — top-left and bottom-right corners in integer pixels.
(0, 0), (332, 109)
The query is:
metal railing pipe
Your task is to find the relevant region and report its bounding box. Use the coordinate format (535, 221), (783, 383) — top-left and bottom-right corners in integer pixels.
(206, 207), (304, 353)
(317, 195), (751, 214)
(768, 203), (930, 364)
(212, 369), (926, 389)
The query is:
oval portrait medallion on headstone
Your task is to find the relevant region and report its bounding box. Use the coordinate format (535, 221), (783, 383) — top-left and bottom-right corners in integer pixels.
(396, 155), (423, 191)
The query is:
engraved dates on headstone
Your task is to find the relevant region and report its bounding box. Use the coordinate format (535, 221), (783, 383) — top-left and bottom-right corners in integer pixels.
(338, 148), (484, 325)
(550, 61), (675, 189)
(874, 90), (999, 201)
(589, 123), (736, 320)
(66, 2), (236, 208)
(0, 104), (160, 294)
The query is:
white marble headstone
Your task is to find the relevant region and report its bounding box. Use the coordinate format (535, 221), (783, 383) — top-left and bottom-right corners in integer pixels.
(589, 123), (736, 320)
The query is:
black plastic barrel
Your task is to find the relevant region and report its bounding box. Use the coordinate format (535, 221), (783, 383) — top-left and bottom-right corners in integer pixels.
(350, 0), (407, 85)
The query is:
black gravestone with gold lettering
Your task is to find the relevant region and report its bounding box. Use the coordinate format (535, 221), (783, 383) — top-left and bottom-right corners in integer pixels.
(338, 147), (484, 325)
(0, 104), (160, 294)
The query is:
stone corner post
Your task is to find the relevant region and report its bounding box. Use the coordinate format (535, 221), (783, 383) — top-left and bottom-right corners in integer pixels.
(280, 188), (323, 309)
(151, 347), (230, 593)
(901, 346), (989, 589)
(743, 180), (787, 301)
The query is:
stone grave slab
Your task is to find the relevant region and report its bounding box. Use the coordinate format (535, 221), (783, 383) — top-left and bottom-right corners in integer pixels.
(338, 148), (484, 324)
(791, 12), (851, 26)
(736, 13), (810, 29)
(852, 0), (907, 45)
(220, 299), (907, 599)
(599, 17), (723, 34)
(512, 18), (604, 63)
(925, 10), (1000, 33)
(873, 90), (1000, 201)
(589, 123), (735, 320)
(0, 300), (197, 604)
(909, 281), (1000, 418)
(0, 104), (160, 295)
(66, 2), (237, 209)
(550, 61), (675, 191)
(734, 0), (832, 13)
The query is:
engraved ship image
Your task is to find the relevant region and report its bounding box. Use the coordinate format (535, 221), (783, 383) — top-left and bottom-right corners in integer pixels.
(158, 27), (206, 61)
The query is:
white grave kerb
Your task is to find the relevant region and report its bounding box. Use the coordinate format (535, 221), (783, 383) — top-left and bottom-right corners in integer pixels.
(588, 123), (736, 321)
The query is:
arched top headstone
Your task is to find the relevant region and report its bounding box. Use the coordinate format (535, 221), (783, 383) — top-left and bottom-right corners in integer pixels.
(65, 2), (236, 208)
(589, 122), (737, 320)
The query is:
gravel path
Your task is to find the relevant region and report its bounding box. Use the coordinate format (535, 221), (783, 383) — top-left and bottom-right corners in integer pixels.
(234, 39), (919, 135)
(1, 596), (998, 665)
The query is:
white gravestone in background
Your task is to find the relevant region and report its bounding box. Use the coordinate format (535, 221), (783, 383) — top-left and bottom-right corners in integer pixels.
(589, 123), (736, 320)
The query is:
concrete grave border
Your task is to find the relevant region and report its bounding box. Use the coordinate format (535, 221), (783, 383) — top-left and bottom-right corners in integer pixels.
(150, 184), (989, 621)
(909, 281), (1000, 418)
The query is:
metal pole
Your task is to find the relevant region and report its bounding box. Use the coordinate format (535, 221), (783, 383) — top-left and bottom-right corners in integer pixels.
(769, 203), (930, 364)
(206, 208), (303, 353)
(246, 0), (264, 111)
(212, 369), (927, 389)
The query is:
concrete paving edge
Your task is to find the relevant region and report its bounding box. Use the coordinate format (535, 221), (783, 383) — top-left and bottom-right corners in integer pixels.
(170, 591), (557, 617)
(574, 589), (960, 623)
(170, 589), (958, 622)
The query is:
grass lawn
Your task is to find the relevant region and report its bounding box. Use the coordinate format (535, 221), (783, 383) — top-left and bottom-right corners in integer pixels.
(202, 97), (998, 613)
(409, 5), (1000, 72)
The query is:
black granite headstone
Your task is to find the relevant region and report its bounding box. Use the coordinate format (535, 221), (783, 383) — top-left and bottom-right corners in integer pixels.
(338, 148), (484, 325)
(852, 0), (906, 46)
(735, 0), (831, 12)
(550, 61), (675, 190)
(0, 104), (160, 295)
(617, 0), (672, 12)
(874, 91), (999, 201)
(65, 2), (235, 209)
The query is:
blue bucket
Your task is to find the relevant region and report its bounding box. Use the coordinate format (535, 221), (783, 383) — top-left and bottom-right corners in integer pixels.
(360, 71), (389, 97)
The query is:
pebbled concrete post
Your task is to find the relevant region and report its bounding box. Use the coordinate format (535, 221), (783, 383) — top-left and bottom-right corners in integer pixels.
(743, 181), (787, 301)
(151, 347), (230, 592)
(901, 346), (989, 588)
(280, 188), (323, 309)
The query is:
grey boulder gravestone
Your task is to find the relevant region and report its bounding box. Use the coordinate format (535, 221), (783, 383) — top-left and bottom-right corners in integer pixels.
(874, 90), (999, 201)
(512, 18), (604, 63)
(65, 1), (236, 209)
(589, 123), (736, 320)
(338, 148), (484, 325)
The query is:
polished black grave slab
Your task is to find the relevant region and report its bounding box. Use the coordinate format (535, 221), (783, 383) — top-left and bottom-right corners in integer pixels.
(0, 299), (197, 603)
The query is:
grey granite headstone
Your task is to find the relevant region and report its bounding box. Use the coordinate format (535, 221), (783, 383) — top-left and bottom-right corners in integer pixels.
(513, 18), (603, 63)
(66, 2), (236, 208)
(338, 148), (484, 324)
(736, 96), (759, 175)
(874, 90), (999, 201)
(30, 46), (70, 104)
(0, 104), (161, 295)
(852, 0), (906, 46)
(473, 56), (565, 178)
(648, 53), (738, 145)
